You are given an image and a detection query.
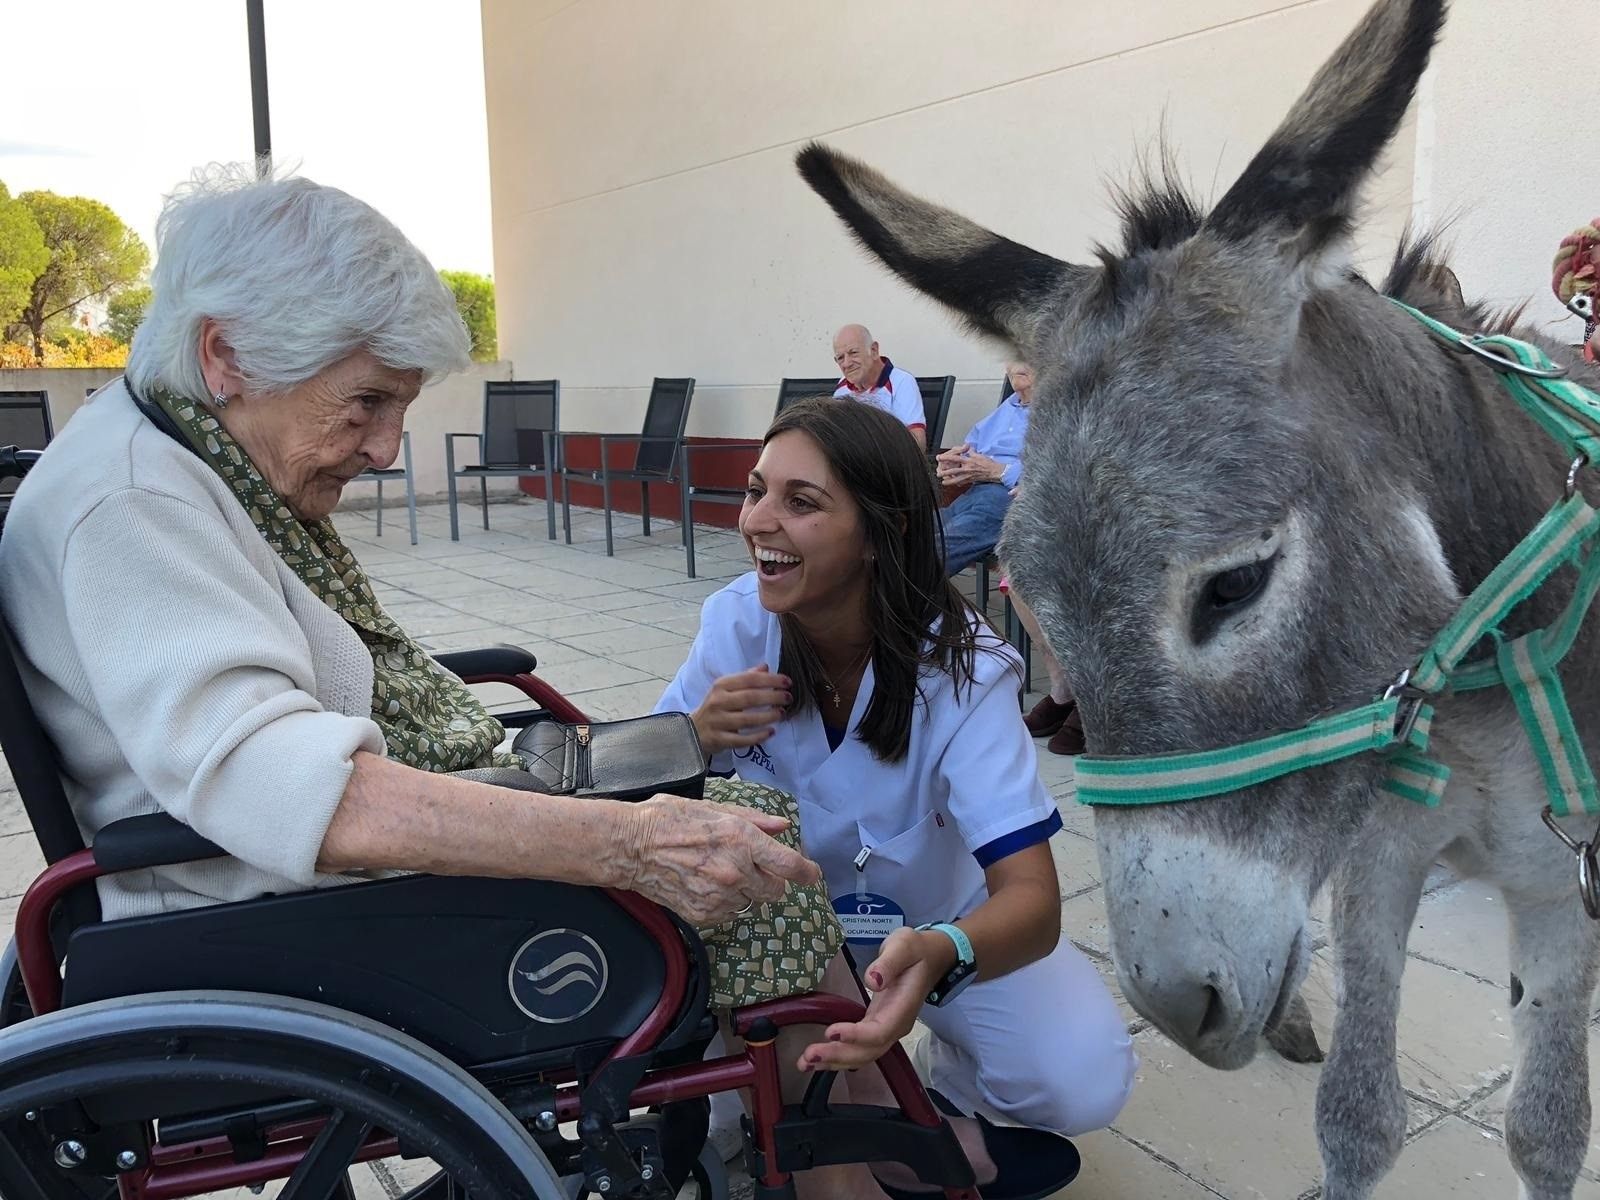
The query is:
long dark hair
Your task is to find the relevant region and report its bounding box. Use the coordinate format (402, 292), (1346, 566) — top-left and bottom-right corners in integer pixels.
(765, 397), (996, 763)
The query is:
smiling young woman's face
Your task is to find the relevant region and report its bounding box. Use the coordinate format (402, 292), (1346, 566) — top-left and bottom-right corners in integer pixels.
(739, 429), (869, 617)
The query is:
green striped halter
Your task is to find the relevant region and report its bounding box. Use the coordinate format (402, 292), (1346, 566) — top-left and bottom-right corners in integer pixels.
(1074, 300), (1600, 916)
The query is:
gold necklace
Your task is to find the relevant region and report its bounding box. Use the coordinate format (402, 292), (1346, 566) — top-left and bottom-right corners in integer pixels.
(817, 645), (873, 710)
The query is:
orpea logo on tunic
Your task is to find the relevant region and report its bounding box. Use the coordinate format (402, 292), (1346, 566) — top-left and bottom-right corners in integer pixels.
(733, 742), (776, 775)
(508, 929), (609, 1024)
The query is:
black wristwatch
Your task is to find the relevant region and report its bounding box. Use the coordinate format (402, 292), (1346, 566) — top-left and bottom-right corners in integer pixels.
(917, 922), (978, 1007)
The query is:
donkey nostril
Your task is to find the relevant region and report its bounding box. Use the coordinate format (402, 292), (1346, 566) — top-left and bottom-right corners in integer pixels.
(1197, 984), (1228, 1039)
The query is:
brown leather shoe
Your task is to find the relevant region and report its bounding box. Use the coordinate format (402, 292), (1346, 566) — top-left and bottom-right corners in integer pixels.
(1047, 706), (1086, 756)
(1023, 694), (1074, 737)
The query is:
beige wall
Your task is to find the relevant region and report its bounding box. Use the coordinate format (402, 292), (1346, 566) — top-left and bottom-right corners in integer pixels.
(0, 368), (123, 436)
(482, 0), (1587, 443)
(0, 363), (516, 507)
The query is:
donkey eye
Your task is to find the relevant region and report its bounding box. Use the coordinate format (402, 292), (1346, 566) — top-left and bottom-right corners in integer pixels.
(1206, 560), (1272, 610)
(1190, 556), (1276, 644)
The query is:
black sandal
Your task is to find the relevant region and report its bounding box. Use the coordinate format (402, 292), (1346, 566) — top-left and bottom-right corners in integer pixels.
(874, 1091), (1081, 1199)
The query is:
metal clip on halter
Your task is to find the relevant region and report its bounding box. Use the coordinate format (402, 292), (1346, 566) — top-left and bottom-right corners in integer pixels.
(1540, 807), (1600, 920)
(1566, 455), (1588, 501)
(1382, 668), (1425, 746)
(1451, 335), (1570, 380)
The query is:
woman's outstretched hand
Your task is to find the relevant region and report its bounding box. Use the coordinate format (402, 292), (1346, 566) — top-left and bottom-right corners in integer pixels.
(691, 664), (791, 755)
(619, 794), (820, 925)
(798, 927), (960, 1071)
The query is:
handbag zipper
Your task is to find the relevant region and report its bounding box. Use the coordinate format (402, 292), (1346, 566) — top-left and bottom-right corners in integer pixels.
(575, 724), (591, 790)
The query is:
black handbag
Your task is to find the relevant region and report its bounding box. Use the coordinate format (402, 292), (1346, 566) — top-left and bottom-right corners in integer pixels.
(510, 713), (706, 802)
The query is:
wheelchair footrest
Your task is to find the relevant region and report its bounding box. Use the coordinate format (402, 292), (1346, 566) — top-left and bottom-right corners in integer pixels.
(754, 1102), (976, 1188)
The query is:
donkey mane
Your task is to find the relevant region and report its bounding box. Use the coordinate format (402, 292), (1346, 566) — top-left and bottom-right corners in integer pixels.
(1381, 228), (1530, 334)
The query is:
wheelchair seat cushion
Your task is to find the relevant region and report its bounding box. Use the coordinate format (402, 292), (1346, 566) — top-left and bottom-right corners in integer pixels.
(693, 778), (843, 1008)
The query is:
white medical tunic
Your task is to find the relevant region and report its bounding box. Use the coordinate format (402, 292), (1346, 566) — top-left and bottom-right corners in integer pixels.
(654, 573), (1060, 929)
(658, 574), (1136, 1136)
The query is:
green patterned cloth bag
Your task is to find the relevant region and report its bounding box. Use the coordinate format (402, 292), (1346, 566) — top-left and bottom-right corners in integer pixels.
(149, 388), (513, 772)
(698, 777), (844, 1009)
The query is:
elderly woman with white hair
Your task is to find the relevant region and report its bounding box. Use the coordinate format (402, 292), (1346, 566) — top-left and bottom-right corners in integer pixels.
(0, 169), (819, 925)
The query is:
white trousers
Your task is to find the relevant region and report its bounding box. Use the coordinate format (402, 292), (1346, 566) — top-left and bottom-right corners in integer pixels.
(905, 936), (1136, 1136)
(705, 937), (1137, 1139)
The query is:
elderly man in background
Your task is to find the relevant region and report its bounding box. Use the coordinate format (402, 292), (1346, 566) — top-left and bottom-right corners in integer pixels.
(934, 360), (1035, 576)
(830, 323), (926, 448)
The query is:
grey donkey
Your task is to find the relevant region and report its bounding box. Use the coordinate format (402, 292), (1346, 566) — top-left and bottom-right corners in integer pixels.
(798, 0), (1598, 1196)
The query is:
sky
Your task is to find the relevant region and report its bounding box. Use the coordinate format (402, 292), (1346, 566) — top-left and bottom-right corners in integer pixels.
(0, 0), (494, 277)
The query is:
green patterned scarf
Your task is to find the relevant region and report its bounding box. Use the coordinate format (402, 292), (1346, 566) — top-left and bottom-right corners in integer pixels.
(151, 388), (511, 772)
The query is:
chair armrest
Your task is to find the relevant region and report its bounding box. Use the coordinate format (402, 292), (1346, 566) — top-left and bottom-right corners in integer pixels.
(598, 434), (681, 446)
(681, 440), (760, 458)
(434, 644), (539, 678)
(91, 813), (227, 872)
(445, 432), (483, 442)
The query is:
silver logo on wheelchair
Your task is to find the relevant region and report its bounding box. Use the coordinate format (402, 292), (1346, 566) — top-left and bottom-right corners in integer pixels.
(507, 929), (610, 1023)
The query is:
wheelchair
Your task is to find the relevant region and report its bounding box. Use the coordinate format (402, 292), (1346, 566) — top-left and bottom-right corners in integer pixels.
(0, 445), (993, 1200)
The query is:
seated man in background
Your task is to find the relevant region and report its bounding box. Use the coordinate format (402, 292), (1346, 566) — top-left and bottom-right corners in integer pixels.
(934, 360), (1033, 576)
(831, 323), (926, 448)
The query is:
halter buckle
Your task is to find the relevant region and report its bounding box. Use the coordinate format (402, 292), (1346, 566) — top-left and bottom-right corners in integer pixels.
(1453, 336), (1569, 380)
(1566, 455), (1588, 501)
(1539, 806), (1600, 919)
(1382, 669), (1425, 747)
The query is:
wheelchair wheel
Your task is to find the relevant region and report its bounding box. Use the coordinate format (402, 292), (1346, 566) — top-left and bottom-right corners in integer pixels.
(0, 991), (570, 1200)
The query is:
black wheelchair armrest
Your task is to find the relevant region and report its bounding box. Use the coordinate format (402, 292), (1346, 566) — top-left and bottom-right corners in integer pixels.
(433, 644), (539, 678)
(91, 813), (227, 872)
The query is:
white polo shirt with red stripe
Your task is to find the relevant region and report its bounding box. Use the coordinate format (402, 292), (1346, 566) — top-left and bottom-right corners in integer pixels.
(833, 358), (926, 434)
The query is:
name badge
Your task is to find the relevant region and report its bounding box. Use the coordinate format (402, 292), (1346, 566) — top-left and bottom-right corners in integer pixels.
(831, 892), (905, 946)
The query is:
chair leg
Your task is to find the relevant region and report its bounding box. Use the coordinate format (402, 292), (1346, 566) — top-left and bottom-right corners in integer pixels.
(445, 438), (460, 541)
(403, 434), (419, 546)
(602, 466), (615, 557)
(543, 433), (558, 541)
(562, 473), (573, 544)
(374, 477), (384, 536)
(681, 473), (697, 579)
(479, 475), (489, 531)
(976, 558), (990, 610)
(640, 482), (651, 538)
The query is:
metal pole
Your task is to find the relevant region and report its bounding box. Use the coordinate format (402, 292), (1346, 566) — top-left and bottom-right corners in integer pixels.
(246, 0), (271, 178)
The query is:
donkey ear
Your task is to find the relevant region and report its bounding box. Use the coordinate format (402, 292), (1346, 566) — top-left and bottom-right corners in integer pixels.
(797, 144), (1089, 348)
(1206, 0), (1445, 267)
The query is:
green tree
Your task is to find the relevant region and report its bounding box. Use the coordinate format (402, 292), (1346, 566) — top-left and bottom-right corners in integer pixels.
(440, 269), (497, 362)
(9, 191), (148, 363)
(104, 284), (152, 345)
(0, 182), (48, 331)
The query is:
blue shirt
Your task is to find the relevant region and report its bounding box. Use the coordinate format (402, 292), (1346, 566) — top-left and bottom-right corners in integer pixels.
(962, 394), (1030, 489)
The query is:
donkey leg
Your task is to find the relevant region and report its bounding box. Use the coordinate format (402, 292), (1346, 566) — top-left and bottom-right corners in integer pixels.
(1316, 856), (1429, 1200)
(1500, 887), (1598, 1200)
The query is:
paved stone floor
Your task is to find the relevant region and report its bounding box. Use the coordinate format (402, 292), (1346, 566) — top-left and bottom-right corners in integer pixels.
(2, 495), (1596, 1198)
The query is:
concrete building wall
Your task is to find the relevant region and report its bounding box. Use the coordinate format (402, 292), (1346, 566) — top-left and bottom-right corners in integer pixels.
(482, 0), (1589, 443)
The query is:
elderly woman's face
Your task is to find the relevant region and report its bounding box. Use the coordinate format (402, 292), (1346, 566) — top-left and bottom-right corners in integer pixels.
(224, 350), (422, 522)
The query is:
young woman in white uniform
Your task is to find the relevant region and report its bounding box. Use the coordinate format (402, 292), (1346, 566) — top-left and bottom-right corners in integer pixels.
(656, 399), (1134, 1197)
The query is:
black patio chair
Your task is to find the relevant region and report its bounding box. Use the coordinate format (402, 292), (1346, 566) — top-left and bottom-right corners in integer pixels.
(0, 392), (52, 520)
(445, 379), (560, 542)
(556, 377), (695, 556)
(346, 430), (420, 544)
(677, 378), (840, 579)
(916, 375), (957, 456)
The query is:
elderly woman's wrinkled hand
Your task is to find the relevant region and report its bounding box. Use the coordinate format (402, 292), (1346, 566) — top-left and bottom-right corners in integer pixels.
(619, 795), (821, 924)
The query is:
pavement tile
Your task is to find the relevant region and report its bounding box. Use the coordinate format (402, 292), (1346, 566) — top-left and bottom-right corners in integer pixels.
(1380, 1116), (1521, 1198)
(1406, 880), (1509, 985)
(1068, 1129), (1227, 1199)
(575, 622), (696, 656)
(0, 832), (45, 898)
(565, 679), (674, 721)
(609, 644), (700, 682)
(1052, 828), (1103, 900)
